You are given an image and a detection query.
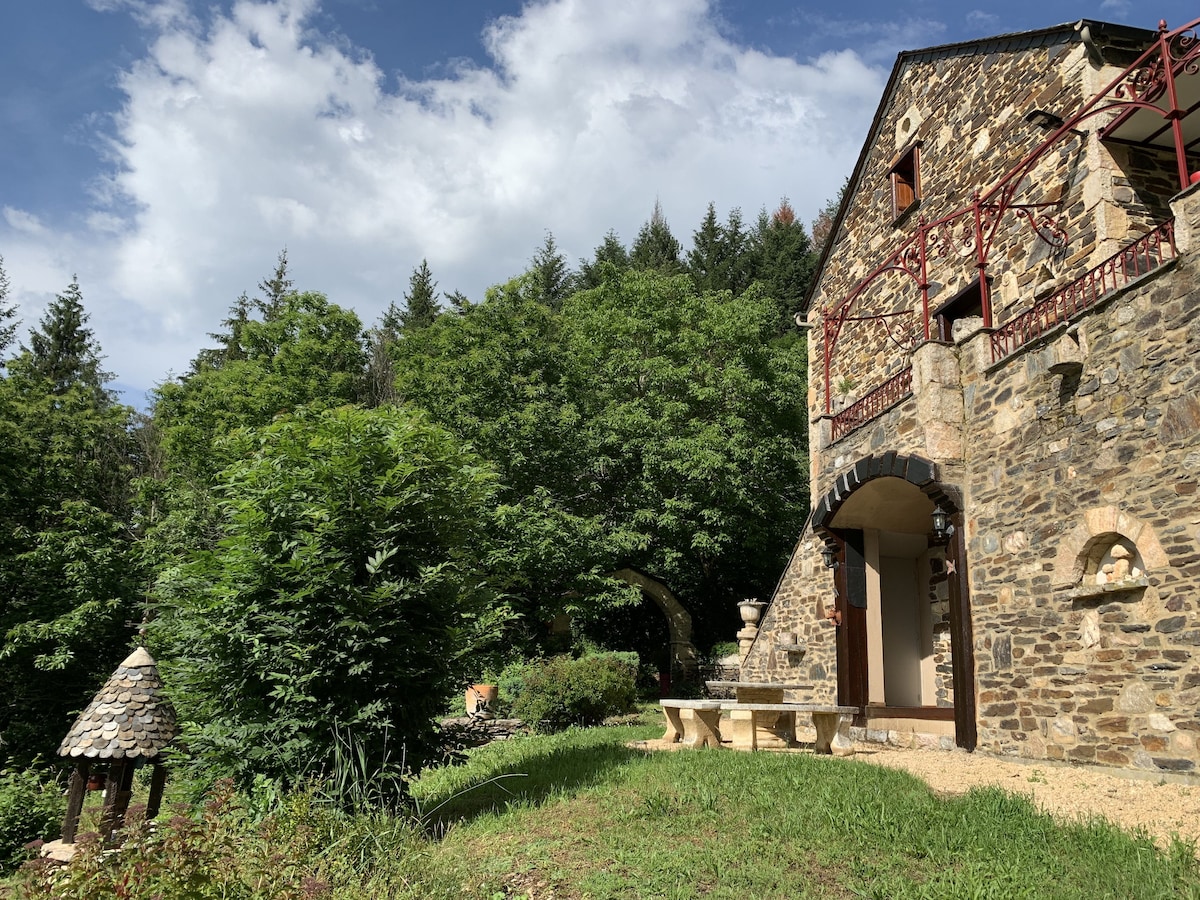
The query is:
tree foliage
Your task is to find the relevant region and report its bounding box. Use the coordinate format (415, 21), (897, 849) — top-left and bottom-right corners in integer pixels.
(400, 260), (439, 330)
(393, 266), (809, 647)
(150, 405), (507, 790)
(630, 201), (683, 274)
(0, 278), (140, 763)
(529, 232), (571, 309)
(577, 230), (629, 290)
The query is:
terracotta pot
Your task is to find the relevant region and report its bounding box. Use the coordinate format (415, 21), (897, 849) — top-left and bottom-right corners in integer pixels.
(466, 683), (498, 720)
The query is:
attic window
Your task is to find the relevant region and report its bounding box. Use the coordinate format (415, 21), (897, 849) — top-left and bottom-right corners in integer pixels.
(889, 145), (920, 221)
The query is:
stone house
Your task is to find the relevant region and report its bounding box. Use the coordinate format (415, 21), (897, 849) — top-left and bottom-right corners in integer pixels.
(743, 17), (1200, 773)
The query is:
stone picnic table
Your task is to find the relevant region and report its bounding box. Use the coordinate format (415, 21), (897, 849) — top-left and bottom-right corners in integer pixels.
(659, 681), (858, 756)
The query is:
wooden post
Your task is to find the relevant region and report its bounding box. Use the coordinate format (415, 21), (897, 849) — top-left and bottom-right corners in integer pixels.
(146, 763), (168, 820)
(60, 762), (89, 844)
(99, 760), (135, 840)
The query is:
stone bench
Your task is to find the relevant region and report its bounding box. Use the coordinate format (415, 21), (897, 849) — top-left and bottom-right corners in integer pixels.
(660, 699), (724, 748)
(718, 702), (858, 755)
(661, 699), (858, 755)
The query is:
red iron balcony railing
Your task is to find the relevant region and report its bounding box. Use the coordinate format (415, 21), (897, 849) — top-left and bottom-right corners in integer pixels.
(831, 367), (913, 443)
(990, 220), (1176, 363)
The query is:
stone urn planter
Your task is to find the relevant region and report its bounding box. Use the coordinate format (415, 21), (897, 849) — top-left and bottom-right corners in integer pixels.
(737, 599), (767, 626)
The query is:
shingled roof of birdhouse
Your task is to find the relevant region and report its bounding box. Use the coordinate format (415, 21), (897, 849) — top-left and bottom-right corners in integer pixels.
(58, 646), (178, 760)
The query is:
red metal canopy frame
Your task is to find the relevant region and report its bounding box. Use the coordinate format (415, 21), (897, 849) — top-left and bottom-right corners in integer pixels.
(821, 17), (1200, 417)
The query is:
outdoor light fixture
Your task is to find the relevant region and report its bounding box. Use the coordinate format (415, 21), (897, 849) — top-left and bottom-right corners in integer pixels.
(1025, 108), (1064, 130)
(931, 505), (954, 545)
(821, 546), (838, 569)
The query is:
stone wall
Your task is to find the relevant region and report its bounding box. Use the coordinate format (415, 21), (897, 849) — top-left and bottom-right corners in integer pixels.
(746, 184), (1200, 773)
(811, 27), (1172, 420)
(960, 192), (1200, 771)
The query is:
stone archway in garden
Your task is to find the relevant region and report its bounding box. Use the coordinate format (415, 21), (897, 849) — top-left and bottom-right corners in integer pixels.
(610, 568), (698, 680)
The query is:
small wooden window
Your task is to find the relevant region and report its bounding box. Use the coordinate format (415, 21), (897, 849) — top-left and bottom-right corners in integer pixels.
(889, 145), (920, 221)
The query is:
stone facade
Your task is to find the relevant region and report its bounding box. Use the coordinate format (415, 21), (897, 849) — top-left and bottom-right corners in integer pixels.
(744, 20), (1200, 773)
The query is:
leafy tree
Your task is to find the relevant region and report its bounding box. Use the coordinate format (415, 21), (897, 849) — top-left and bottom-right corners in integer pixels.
(395, 267), (809, 649)
(529, 232), (571, 309)
(400, 260), (439, 330)
(576, 230), (630, 290)
(152, 291), (368, 484)
(150, 405), (507, 792)
(630, 201), (683, 274)
(559, 271), (809, 642)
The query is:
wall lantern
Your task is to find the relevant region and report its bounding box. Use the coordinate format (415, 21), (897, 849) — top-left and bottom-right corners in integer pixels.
(931, 505), (954, 545)
(821, 546), (838, 570)
(1024, 108), (1064, 130)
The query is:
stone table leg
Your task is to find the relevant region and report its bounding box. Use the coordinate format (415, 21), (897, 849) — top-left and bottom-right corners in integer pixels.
(811, 712), (855, 756)
(681, 708), (723, 748)
(662, 706), (684, 743)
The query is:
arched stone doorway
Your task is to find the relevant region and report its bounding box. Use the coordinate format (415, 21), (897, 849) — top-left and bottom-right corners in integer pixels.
(810, 453), (976, 750)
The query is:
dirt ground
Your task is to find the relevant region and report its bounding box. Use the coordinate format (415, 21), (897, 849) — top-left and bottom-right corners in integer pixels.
(631, 737), (1200, 849)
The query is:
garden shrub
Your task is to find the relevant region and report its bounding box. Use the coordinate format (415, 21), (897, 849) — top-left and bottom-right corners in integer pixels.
(0, 765), (64, 874)
(507, 653), (638, 732)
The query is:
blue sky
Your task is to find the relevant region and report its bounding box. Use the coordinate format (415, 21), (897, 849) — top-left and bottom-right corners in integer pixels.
(1, 0), (1194, 401)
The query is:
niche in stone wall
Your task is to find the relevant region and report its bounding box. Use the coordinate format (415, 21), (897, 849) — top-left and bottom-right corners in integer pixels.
(1083, 535), (1145, 587)
(1053, 507), (1169, 601)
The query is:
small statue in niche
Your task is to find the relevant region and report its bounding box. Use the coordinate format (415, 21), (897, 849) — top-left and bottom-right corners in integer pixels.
(1109, 544), (1132, 582)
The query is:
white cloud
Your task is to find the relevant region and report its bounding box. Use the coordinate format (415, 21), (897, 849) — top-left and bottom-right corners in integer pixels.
(1, 0), (888, 393)
(965, 11), (1001, 31)
(3, 208), (48, 236)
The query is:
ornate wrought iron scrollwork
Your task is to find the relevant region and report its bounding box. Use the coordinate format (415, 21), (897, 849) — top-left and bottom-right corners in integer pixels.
(1115, 54), (1169, 105)
(925, 215), (976, 259)
(1166, 26), (1200, 74)
(1011, 205), (1069, 248)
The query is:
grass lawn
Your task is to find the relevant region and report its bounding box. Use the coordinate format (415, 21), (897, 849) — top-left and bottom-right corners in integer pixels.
(410, 709), (1199, 899)
(5, 709), (1198, 899)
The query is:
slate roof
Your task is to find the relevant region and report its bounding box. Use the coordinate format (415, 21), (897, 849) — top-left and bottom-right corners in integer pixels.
(58, 647), (178, 760)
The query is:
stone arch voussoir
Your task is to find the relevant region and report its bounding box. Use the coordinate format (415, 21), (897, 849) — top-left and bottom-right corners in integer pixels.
(808, 452), (953, 548)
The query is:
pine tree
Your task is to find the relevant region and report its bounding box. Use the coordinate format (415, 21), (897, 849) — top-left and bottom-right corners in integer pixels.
(25, 277), (110, 394)
(256, 248), (294, 320)
(195, 293), (253, 372)
(577, 231), (630, 290)
(401, 260), (440, 329)
(687, 202), (725, 292)
(755, 198), (817, 331)
(0, 255), (17, 359)
(446, 290), (472, 313)
(630, 201), (683, 274)
(530, 232), (571, 308)
(811, 177), (850, 253)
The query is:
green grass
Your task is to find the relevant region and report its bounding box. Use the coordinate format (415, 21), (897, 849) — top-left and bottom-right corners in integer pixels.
(5, 710), (1198, 899)
(411, 710), (1199, 899)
